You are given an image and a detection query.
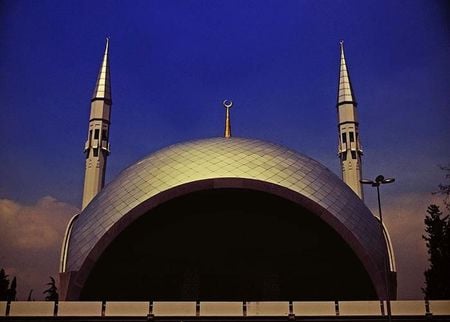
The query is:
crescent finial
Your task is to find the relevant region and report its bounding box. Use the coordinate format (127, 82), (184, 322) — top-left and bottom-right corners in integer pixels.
(223, 100), (233, 108)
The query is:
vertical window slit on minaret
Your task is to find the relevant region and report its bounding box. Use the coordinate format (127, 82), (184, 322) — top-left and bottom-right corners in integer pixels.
(342, 133), (347, 144)
(349, 132), (354, 142)
(102, 129), (108, 140)
(94, 129), (100, 140)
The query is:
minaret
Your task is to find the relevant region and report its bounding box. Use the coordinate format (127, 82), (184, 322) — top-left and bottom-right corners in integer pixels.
(223, 100), (233, 138)
(337, 41), (364, 199)
(82, 38), (112, 209)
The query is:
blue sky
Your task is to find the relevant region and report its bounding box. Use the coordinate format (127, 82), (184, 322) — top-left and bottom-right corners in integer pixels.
(0, 0), (449, 299)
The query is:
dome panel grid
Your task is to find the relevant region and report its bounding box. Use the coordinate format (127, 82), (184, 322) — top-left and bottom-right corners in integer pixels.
(67, 137), (384, 273)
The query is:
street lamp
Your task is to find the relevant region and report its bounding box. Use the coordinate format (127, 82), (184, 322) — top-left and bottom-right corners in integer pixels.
(361, 175), (395, 321)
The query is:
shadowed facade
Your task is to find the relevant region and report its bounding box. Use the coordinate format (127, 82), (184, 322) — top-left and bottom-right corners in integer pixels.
(81, 189), (376, 300)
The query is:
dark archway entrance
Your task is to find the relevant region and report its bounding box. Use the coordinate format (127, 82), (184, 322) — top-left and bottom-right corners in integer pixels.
(80, 188), (376, 300)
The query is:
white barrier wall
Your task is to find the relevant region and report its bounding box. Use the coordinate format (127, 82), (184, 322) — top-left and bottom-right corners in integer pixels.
(390, 300), (426, 316)
(429, 301), (450, 316)
(9, 301), (54, 317)
(294, 301), (336, 316)
(339, 301), (383, 316)
(105, 302), (149, 316)
(57, 301), (102, 316)
(153, 301), (197, 316)
(247, 302), (290, 316)
(200, 302), (243, 316)
(1, 300), (449, 317)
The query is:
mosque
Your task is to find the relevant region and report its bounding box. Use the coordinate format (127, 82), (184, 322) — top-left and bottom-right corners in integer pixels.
(58, 39), (397, 302)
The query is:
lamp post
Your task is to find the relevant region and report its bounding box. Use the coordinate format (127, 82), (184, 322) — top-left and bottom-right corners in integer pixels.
(361, 175), (395, 321)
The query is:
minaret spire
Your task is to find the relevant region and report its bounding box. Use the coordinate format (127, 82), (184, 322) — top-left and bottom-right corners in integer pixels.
(92, 37), (111, 103)
(338, 40), (356, 104)
(223, 100), (233, 138)
(82, 38), (112, 209)
(336, 41), (364, 199)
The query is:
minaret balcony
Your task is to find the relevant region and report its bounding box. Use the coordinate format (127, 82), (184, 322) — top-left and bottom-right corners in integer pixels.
(101, 141), (110, 152)
(338, 144), (348, 153)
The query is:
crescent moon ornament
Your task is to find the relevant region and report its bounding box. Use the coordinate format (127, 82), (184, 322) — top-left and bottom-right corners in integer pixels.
(223, 100), (233, 108)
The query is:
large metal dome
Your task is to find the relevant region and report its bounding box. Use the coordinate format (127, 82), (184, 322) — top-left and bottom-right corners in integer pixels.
(61, 137), (391, 299)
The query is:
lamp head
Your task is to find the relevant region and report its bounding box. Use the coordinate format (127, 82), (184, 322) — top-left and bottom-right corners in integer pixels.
(382, 177), (395, 184)
(361, 176), (395, 187)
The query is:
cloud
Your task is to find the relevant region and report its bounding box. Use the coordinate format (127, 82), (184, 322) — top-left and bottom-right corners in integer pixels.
(0, 196), (79, 300)
(376, 192), (445, 299)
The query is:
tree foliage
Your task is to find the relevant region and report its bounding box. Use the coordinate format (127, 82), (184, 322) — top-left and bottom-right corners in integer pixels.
(27, 289), (34, 301)
(0, 269), (9, 301)
(434, 165), (450, 211)
(7, 277), (17, 301)
(0, 268), (17, 301)
(423, 166), (450, 299)
(43, 276), (58, 301)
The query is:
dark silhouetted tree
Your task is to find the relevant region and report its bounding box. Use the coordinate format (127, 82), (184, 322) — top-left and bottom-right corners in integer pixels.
(0, 269), (10, 300)
(7, 277), (17, 301)
(43, 277), (58, 301)
(423, 166), (450, 299)
(434, 165), (450, 210)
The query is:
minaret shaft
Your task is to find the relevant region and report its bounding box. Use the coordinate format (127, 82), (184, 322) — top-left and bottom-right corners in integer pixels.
(337, 41), (363, 199)
(82, 39), (112, 209)
(224, 107), (231, 138)
(223, 100), (233, 138)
